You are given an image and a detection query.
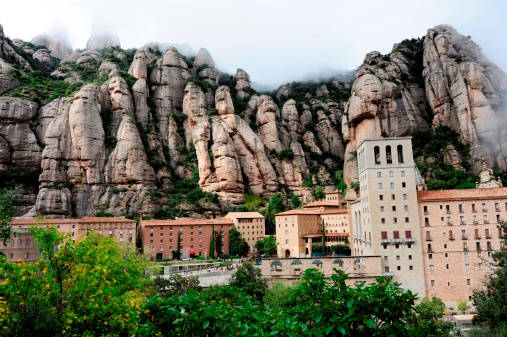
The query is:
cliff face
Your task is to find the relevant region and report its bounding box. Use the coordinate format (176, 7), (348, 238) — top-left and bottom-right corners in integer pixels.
(0, 22), (506, 218)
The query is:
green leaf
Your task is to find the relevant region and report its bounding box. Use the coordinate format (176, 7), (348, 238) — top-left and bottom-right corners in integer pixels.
(203, 320), (209, 329)
(365, 319), (377, 328)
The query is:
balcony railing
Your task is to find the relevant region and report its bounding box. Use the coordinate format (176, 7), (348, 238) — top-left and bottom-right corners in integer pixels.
(449, 236), (455, 240)
(446, 210), (451, 214)
(475, 235), (482, 240)
(426, 236), (433, 241)
(484, 220), (489, 224)
(477, 246), (482, 251)
(461, 235), (468, 240)
(486, 245), (493, 251)
(447, 222), (453, 226)
(463, 247), (469, 252)
(485, 235), (492, 239)
(382, 272), (395, 277)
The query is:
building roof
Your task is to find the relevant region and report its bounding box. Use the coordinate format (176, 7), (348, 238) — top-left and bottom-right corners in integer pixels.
(320, 209), (348, 215)
(224, 212), (264, 219)
(12, 217), (135, 225)
(417, 187), (507, 202)
(142, 217), (233, 226)
(302, 233), (349, 238)
(304, 201), (341, 208)
(275, 210), (321, 216)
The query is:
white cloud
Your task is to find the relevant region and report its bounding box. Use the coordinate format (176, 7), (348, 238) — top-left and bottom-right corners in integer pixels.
(1, 0), (506, 86)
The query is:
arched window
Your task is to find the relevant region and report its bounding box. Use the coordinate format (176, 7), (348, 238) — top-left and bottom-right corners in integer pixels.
(25, 238), (30, 246)
(386, 145), (392, 164)
(374, 146), (381, 164)
(397, 145), (404, 163)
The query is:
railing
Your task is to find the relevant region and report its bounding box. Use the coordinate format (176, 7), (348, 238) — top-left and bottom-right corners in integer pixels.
(463, 247), (469, 252)
(447, 222), (453, 226)
(486, 245), (493, 251)
(495, 207), (500, 212)
(426, 236), (433, 241)
(461, 235), (468, 240)
(484, 220), (489, 224)
(485, 235), (492, 239)
(449, 236), (455, 240)
(475, 235), (482, 239)
(482, 208), (487, 212)
(446, 210), (451, 214)
(382, 272), (395, 277)
(477, 246), (482, 251)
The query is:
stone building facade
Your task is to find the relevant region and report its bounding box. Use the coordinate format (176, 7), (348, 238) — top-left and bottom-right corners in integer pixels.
(418, 188), (507, 305)
(140, 218), (232, 259)
(224, 212), (265, 253)
(0, 229), (40, 262)
(349, 137), (426, 298)
(11, 217), (137, 245)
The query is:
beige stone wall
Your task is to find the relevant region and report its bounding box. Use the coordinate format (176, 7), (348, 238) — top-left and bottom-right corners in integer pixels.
(352, 137), (426, 298)
(275, 213), (320, 258)
(259, 256), (382, 286)
(419, 197), (507, 305)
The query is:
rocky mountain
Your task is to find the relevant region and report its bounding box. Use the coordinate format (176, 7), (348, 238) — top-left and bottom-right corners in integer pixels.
(0, 22), (505, 219)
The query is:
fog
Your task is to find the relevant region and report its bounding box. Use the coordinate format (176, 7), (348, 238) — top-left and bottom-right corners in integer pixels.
(1, 0), (506, 87)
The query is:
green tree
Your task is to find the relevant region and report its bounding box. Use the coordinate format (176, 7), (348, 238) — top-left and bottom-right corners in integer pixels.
(229, 261), (267, 303)
(0, 222), (153, 336)
(314, 185), (325, 200)
(290, 194), (300, 208)
(229, 228), (249, 256)
(263, 193), (285, 234)
(457, 298), (468, 312)
(471, 221), (507, 336)
(214, 230), (223, 256)
(321, 219), (326, 253)
(407, 297), (452, 337)
(209, 225), (215, 259)
(0, 188), (17, 245)
(263, 282), (291, 308)
(255, 235), (278, 257)
(153, 273), (201, 297)
(330, 244), (351, 255)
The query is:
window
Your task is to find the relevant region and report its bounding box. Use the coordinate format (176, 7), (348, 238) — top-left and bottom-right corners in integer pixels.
(377, 172), (382, 177)
(381, 231), (388, 239)
(425, 217), (429, 226)
(24, 252), (29, 259)
(472, 204), (476, 212)
(374, 146), (381, 164)
(390, 182), (394, 189)
(446, 264), (449, 270)
(460, 216), (465, 224)
(465, 263), (470, 270)
(17, 239), (22, 246)
(429, 265), (434, 271)
(397, 145), (404, 163)
(459, 204), (463, 212)
(393, 231), (400, 239)
(397, 266), (401, 271)
(495, 202), (499, 210)
(408, 255), (412, 260)
(380, 206), (384, 212)
(405, 231), (412, 239)
(404, 205), (408, 211)
(403, 194), (408, 200)
(150, 227), (154, 232)
(393, 218), (398, 224)
(401, 171), (405, 177)
(25, 238), (30, 246)
(285, 239), (289, 244)
(431, 280), (435, 287)
(384, 256), (388, 261)
(389, 171), (393, 177)
(391, 194), (395, 200)
(378, 183), (383, 189)
(405, 217), (409, 223)
(423, 205), (428, 213)
(392, 206), (397, 212)
(386, 146), (392, 164)
(402, 182), (406, 188)
(396, 255), (400, 260)
(467, 279), (471, 285)
(428, 253), (433, 259)
(379, 195), (384, 201)
(478, 263), (483, 270)
(381, 218), (385, 224)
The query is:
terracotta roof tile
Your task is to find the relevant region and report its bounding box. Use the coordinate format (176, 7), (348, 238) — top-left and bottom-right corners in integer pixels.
(304, 201), (342, 208)
(417, 188), (507, 201)
(320, 209), (349, 215)
(224, 212), (264, 219)
(12, 217), (135, 225)
(141, 217), (233, 226)
(275, 210), (321, 216)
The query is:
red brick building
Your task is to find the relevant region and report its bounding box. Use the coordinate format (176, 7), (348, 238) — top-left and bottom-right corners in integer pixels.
(140, 218), (232, 259)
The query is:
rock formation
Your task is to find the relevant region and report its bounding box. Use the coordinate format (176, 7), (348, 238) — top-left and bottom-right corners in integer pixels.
(31, 31), (73, 59)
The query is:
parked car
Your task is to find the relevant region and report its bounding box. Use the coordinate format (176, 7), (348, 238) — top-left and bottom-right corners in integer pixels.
(182, 257), (192, 261)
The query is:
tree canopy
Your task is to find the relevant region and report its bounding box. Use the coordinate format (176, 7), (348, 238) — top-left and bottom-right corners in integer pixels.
(0, 188), (17, 245)
(229, 228), (249, 256)
(255, 235), (278, 256)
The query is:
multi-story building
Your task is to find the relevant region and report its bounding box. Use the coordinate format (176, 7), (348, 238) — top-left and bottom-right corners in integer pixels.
(349, 137), (426, 297)
(140, 218), (232, 259)
(418, 174), (507, 303)
(11, 217), (137, 245)
(275, 207), (350, 258)
(0, 228), (40, 262)
(224, 212), (265, 253)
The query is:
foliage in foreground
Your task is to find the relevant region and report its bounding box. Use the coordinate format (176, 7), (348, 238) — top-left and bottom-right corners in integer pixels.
(470, 221), (507, 336)
(0, 226), (452, 336)
(0, 224), (153, 336)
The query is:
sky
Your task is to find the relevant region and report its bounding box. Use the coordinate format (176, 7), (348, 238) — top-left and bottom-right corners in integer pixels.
(1, 0), (506, 88)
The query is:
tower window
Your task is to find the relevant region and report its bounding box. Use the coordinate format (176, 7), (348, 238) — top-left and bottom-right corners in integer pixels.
(386, 145), (392, 164)
(397, 145), (404, 163)
(374, 146), (381, 164)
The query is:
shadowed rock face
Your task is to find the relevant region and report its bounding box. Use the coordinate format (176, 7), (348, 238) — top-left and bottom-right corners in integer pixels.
(31, 32), (73, 60)
(1, 23), (506, 217)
